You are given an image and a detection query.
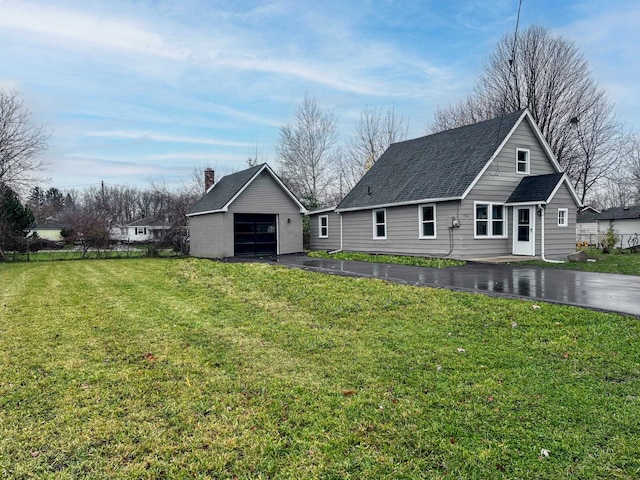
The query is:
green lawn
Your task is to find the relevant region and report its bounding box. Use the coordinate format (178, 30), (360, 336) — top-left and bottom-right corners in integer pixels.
(1, 258), (639, 478)
(308, 250), (465, 268)
(3, 247), (181, 262)
(523, 249), (640, 275)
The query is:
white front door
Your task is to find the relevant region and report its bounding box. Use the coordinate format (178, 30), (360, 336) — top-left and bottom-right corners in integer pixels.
(513, 206), (535, 256)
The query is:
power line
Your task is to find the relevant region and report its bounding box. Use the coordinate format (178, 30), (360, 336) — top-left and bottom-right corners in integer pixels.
(490, 0), (525, 176)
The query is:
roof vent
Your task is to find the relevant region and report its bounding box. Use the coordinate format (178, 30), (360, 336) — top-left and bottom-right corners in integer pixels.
(367, 186), (372, 195)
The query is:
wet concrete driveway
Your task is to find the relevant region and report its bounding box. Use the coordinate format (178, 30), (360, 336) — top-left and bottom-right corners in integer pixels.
(267, 255), (640, 317)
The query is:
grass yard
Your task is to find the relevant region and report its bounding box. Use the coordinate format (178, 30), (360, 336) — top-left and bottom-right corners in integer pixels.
(308, 250), (465, 268)
(1, 258), (639, 478)
(3, 247), (181, 262)
(523, 249), (640, 275)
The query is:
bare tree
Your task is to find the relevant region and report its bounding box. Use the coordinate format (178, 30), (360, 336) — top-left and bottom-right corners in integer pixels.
(276, 95), (338, 206)
(61, 209), (110, 258)
(0, 89), (48, 194)
(430, 25), (622, 201)
(338, 106), (409, 194)
(628, 134), (640, 204)
(569, 97), (626, 205)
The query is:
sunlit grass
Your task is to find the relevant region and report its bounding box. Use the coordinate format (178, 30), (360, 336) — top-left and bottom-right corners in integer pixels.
(1, 258), (639, 478)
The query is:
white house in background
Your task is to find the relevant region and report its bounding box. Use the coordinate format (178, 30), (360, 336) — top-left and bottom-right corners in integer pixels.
(29, 222), (69, 241)
(112, 218), (172, 242)
(595, 205), (640, 248)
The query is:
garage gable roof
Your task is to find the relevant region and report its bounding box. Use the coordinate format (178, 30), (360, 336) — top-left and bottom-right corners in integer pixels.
(187, 163), (307, 216)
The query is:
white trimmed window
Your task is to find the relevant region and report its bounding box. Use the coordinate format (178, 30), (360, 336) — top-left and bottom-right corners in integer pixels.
(516, 148), (530, 174)
(475, 203), (506, 238)
(557, 208), (568, 227)
(135, 227), (147, 235)
(373, 209), (386, 239)
(419, 204), (436, 239)
(319, 215), (329, 238)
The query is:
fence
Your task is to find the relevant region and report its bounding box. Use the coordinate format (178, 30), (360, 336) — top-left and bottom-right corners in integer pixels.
(576, 233), (640, 249)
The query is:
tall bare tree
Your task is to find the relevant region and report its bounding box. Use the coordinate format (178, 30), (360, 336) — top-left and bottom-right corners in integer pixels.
(338, 106), (409, 194)
(0, 89), (48, 194)
(569, 97), (626, 204)
(430, 25), (622, 202)
(276, 95), (338, 206)
(621, 134), (640, 205)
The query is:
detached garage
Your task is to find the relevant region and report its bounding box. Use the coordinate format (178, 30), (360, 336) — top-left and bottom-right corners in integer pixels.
(187, 163), (306, 258)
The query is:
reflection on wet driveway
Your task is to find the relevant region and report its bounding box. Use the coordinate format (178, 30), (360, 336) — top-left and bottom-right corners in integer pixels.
(271, 256), (640, 317)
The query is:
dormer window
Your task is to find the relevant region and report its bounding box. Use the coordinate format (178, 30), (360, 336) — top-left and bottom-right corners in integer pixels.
(516, 148), (530, 174)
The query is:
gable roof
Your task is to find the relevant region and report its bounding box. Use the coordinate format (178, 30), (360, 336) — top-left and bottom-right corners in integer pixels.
(595, 205), (640, 221)
(125, 218), (171, 228)
(505, 173), (565, 204)
(187, 163), (307, 217)
(337, 109), (564, 212)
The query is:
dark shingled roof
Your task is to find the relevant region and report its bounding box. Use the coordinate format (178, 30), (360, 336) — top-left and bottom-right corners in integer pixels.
(506, 173), (564, 204)
(187, 164), (264, 215)
(337, 110), (526, 211)
(125, 218), (171, 228)
(595, 205), (640, 221)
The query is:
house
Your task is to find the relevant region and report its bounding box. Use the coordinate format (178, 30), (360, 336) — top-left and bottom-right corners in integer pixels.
(111, 218), (172, 243)
(576, 206), (600, 245)
(594, 205), (640, 249)
(187, 163), (307, 258)
(309, 109), (581, 260)
(29, 221), (69, 241)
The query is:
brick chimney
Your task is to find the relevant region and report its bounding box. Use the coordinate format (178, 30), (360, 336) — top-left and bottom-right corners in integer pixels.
(204, 168), (215, 193)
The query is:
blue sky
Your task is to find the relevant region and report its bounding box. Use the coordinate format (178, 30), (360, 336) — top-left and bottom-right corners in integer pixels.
(1, 0), (638, 190)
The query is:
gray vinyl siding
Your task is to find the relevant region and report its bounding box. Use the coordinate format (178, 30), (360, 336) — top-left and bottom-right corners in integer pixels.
(468, 118), (556, 203)
(341, 202), (459, 256)
(544, 183), (577, 258)
(189, 170), (303, 258)
(309, 211), (341, 251)
(450, 201), (511, 258)
(332, 118), (579, 259)
(459, 117), (558, 258)
(188, 213), (228, 258)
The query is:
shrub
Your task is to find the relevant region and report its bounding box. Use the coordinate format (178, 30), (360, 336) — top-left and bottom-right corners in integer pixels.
(598, 226), (617, 254)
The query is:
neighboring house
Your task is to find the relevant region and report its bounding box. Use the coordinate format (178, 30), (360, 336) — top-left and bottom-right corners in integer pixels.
(594, 205), (640, 249)
(187, 163), (307, 258)
(576, 206), (600, 245)
(112, 218), (172, 242)
(29, 222), (69, 241)
(309, 109), (581, 260)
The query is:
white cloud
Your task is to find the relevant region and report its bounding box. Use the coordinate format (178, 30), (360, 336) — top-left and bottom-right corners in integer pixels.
(0, 1), (186, 59)
(84, 130), (254, 148)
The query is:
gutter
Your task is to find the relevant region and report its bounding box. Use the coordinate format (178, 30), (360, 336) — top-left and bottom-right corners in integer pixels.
(329, 212), (343, 254)
(540, 204), (565, 264)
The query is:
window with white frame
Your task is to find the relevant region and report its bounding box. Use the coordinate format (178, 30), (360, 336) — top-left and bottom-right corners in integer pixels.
(419, 204), (436, 238)
(319, 215), (329, 238)
(373, 209), (386, 239)
(516, 148), (530, 174)
(475, 203), (506, 238)
(557, 208), (568, 227)
(135, 227), (147, 235)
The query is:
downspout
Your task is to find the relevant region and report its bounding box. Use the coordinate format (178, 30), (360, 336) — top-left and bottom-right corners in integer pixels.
(540, 204), (564, 263)
(329, 211), (343, 254)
